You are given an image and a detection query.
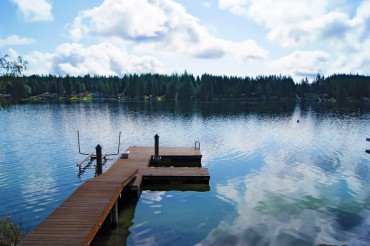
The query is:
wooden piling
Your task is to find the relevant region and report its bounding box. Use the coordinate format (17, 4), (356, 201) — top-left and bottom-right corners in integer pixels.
(96, 144), (103, 175)
(154, 134), (159, 159)
(111, 201), (118, 228)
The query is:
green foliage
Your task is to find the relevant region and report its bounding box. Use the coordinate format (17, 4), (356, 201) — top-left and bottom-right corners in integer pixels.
(0, 217), (25, 246)
(0, 53), (28, 107)
(178, 73), (195, 100)
(1, 71), (370, 102)
(297, 73), (370, 101)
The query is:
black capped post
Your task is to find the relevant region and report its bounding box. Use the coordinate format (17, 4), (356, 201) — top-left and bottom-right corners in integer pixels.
(154, 134), (159, 159)
(96, 144), (103, 175)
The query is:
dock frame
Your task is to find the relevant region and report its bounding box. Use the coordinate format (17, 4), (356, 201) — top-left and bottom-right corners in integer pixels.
(19, 146), (210, 246)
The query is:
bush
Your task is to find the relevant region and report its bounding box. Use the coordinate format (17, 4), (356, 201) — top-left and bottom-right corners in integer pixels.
(0, 217), (25, 246)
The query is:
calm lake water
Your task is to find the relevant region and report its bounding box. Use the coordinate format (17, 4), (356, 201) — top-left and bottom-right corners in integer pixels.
(1, 101), (370, 245)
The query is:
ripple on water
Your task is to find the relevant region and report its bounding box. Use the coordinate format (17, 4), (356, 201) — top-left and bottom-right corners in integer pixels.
(2, 102), (370, 244)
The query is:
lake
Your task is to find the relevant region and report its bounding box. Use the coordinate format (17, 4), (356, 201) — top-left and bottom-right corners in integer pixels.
(1, 101), (370, 245)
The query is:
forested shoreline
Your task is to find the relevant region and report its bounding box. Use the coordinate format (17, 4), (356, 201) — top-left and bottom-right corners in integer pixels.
(1, 73), (370, 103)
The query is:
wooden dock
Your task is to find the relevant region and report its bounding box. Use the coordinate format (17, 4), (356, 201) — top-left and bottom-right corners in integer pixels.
(19, 146), (209, 246)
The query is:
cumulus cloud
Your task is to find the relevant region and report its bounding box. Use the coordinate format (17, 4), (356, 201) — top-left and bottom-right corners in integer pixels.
(70, 0), (167, 40)
(218, 0), (361, 47)
(24, 50), (54, 75)
(0, 35), (35, 47)
(352, 1), (370, 41)
(7, 48), (19, 60)
(217, 0), (370, 78)
(69, 0), (268, 61)
(10, 0), (53, 22)
(271, 50), (330, 79)
(219, 0), (249, 15)
(25, 43), (164, 76)
(327, 39), (370, 76)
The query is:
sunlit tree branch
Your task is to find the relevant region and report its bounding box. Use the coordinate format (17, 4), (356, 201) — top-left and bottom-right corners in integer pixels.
(1, 53), (28, 107)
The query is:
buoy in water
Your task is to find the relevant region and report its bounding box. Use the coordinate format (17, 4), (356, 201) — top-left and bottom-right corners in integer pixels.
(297, 119), (300, 123)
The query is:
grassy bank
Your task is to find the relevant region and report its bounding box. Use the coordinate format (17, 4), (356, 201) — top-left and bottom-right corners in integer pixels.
(0, 217), (25, 246)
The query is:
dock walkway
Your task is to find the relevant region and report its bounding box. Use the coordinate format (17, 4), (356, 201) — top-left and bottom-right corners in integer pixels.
(19, 146), (209, 246)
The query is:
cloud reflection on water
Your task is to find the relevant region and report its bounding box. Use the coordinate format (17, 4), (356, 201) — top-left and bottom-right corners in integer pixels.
(2, 102), (370, 244)
(198, 105), (370, 245)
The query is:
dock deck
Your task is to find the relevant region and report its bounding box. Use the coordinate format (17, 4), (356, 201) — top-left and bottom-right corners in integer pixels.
(19, 146), (209, 246)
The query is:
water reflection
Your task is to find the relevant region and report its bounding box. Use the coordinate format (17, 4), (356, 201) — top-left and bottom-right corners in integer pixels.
(197, 104), (370, 245)
(1, 101), (370, 245)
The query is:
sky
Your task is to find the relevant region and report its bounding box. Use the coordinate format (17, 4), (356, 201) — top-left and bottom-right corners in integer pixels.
(0, 0), (369, 82)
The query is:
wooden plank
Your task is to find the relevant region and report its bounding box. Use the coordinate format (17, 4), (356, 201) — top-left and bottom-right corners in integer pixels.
(132, 174), (143, 190)
(21, 146), (206, 246)
(140, 167), (210, 177)
(126, 146), (201, 157)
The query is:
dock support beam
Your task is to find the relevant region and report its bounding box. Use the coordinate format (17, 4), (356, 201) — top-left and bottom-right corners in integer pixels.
(154, 134), (159, 159)
(110, 200), (118, 228)
(96, 144), (103, 175)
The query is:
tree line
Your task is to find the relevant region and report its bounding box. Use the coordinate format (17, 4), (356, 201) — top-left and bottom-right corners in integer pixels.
(1, 72), (370, 102)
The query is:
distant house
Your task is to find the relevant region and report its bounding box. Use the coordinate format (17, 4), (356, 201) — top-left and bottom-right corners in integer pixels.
(42, 92), (57, 99)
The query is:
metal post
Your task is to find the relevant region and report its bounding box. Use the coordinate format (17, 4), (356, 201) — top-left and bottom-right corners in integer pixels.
(154, 134), (159, 159)
(96, 144), (103, 175)
(111, 200), (118, 228)
(78, 131), (81, 154)
(195, 141), (200, 150)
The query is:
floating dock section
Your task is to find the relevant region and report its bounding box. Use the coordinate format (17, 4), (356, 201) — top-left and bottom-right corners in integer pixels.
(19, 146), (210, 246)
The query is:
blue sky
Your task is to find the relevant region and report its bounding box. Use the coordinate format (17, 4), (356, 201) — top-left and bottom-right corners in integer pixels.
(0, 0), (369, 82)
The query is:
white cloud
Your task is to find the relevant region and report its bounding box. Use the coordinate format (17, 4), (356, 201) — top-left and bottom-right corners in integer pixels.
(271, 50), (330, 79)
(69, 0), (268, 61)
(218, 0), (370, 78)
(219, 0), (249, 15)
(327, 39), (370, 76)
(218, 0), (358, 47)
(248, 0), (352, 47)
(7, 48), (19, 60)
(25, 43), (164, 76)
(24, 50), (54, 75)
(352, 1), (370, 41)
(0, 35), (35, 47)
(70, 0), (167, 40)
(10, 0), (53, 22)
